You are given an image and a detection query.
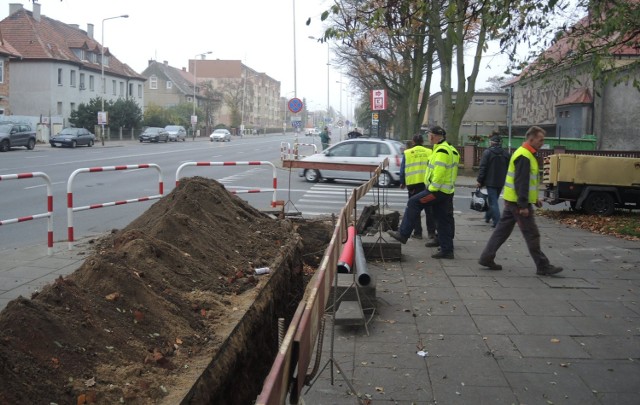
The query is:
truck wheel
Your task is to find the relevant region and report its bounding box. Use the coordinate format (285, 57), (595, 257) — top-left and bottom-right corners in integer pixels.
(584, 192), (615, 216)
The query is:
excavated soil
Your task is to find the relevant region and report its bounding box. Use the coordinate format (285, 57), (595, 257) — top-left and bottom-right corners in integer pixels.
(0, 177), (333, 404)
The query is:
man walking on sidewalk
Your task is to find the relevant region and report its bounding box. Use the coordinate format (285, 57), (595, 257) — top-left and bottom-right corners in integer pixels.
(388, 126), (459, 259)
(476, 132), (510, 228)
(478, 126), (563, 275)
(399, 133), (437, 242)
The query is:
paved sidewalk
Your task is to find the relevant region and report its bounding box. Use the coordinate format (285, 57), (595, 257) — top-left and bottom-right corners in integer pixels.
(301, 211), (640, 404)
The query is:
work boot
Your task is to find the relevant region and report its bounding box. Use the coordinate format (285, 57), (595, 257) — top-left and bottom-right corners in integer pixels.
(411, 233), (423, 240)
(431, 251), (454, 259)
(425, 239), (440, 247)
(536, 265), (563, 276)
(478, 259), (502, 270)
(387, 230), (408, 244)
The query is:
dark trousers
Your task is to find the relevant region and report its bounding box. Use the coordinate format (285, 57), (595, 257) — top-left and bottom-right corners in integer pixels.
(484, 186), (502, 227)
(399, 190), (455, 253)
(406, 183), (436, 236)
(480, 201), (551, 271)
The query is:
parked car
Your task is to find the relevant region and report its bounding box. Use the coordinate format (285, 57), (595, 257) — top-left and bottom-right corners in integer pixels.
(298, 138), (405, 187)
(0, 122), (36, 152)
(210, 129), (232, 142)
(49, 127), (95, 148)
(164, 125), (187, 142)
(139, 127), (169, 143)
(305, 128), (321, 136)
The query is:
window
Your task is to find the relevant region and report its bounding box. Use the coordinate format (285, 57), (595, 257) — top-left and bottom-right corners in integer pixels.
(79, 73), (85, 90)
(166, 81), (173, 89)
(70, 70), (76, 87)
(138, 84), (142, 98)
(119, 81), (124, 96)
(150, 75), (158, 89)
(330, 143), (355, 157)
(355, 143), (378, 158)
(57, 102), (62, 115)
(89, 75), (95, 91)
(474, 99), (484, 105)
(498, 99), (507, 105)
(486, 99), (496, 105)
(128, 83), (133, 97)
(70, 102), (76, 111)
(112, 80), (116, 95)
(0, 60), (4, 83)
(58, 68), (63, 85)
(462, 121), (472, 126)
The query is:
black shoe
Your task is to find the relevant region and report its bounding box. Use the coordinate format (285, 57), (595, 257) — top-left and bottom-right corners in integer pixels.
(478, 259), (502, 270)
(536, 265), (563, 276)
(387, 230), (408, 244)
(425, 239), (440, 247)
(432, 251), (454, 259)
(411, 233), (423, 240)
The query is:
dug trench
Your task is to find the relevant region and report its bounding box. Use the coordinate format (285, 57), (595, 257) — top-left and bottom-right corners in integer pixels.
(0, 177), (334, 404)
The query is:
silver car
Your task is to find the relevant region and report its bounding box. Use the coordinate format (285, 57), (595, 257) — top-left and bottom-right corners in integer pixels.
(298, 138), (405, 187)
(164, 125), (187, 142)
(209, 129), (232, 142)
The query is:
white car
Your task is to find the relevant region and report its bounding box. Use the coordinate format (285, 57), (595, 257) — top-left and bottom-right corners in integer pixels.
(298, 138), (405, 187)
(305, 128), (321, 136)
(210, 129), (232, 142)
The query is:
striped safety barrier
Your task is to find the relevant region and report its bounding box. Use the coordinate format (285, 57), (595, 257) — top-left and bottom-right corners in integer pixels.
(175, 161), (278, 207)
(0, 172), (54, 255)
(66, 164), (164, 249)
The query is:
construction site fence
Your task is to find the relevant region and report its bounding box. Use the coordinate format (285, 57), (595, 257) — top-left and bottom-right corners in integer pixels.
(255, 158), (389, 405)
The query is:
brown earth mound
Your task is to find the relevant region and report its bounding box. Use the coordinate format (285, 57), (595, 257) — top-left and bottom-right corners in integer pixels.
(0, 177), (331, 404)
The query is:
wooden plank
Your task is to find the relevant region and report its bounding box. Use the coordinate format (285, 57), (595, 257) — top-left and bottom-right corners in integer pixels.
(282, 160), (379, 172)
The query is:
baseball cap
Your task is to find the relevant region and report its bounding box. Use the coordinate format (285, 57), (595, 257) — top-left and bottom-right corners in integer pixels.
(429, 126), (446, 137)
(490, 135), (502, 143)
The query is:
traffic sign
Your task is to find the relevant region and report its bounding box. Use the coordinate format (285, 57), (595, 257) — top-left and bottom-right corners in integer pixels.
(337, 120), (343, 128)
(292, 120), (303, 128)
(287, 98), (303, 114)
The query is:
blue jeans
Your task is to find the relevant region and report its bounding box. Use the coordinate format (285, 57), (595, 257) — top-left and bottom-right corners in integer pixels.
(399, 190), (455, 253)
(484, 187), (502, 227)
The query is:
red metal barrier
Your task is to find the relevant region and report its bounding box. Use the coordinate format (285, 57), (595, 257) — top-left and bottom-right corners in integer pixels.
(175, 161), (278, 207)
(0, 172), (54, 255)
(66, 164), (164, 249)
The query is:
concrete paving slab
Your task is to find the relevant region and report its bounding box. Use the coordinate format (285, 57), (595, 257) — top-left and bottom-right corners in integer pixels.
(509, 335), (591, 358)
(414, 314), (479, 335)
(508, 315), (583, 335)
(430, 384), (519, 405)
(352, 366), (433, 402)
(463, 299), (527, 316)
(473, 315), (519, 335)
(504, 370), (598, 404)
(566, 315), (639, 336)
(574, 335), (640, 359)
(427, 355), (509, 387)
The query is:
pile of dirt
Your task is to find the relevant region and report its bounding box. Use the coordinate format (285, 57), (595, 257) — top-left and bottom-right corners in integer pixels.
(0, 177), (332, 404)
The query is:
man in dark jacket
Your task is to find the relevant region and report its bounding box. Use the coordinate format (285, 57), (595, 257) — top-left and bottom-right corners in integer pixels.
(476, 134), (510, 227)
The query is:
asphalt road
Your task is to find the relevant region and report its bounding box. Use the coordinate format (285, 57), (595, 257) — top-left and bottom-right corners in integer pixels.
(1, 132), (499, 253)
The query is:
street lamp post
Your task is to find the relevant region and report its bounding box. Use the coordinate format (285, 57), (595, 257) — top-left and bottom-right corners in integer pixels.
(100, 14), (128, 146)
(241, 69), (256, 137)
(308, 36), (330, 129)
(192, 51), (212, 140)
(336, 78), (343, 141)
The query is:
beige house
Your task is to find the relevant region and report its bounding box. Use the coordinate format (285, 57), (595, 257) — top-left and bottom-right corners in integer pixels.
(426, 91), (509, 142)
(141, 60), (199, 110)
(190, 59), (281, 132)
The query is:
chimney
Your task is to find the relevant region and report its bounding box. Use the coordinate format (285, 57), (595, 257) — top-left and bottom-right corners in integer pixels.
(148, 59), (155, 66)
(9, 3), (23, 16)
(69, 24), (79, 29)
(163, 60), (168, 66)
(33, 1), (40, 22)
(182, 67), (186, 71)
(87, 23), (94, 39)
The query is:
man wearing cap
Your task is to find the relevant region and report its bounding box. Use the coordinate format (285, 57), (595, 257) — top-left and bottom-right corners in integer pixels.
(388, 126), (459, 259)
(478, 126), (563, 275)
(399, 133), (437, 242)
(476, 131), (510, 228)
(319, 127), (330, 150)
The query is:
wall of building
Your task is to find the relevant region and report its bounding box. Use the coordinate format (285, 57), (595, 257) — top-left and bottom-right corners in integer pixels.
(0, 56), (10, 115)
(594, 68), (640, 150)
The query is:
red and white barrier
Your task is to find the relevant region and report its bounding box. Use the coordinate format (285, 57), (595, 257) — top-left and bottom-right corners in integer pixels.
(175, 161), (278, 207)
(280, 141), (318, 160)
(67, 164), (163, 249)
(293, 143), (318, 159)
(0, 172), (54, 255)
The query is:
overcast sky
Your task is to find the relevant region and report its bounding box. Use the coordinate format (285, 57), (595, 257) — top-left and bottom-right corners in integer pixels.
(2, 0), (521, 116)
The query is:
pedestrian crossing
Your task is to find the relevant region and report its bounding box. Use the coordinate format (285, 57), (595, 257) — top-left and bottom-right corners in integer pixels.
(291, 184), (473, 217)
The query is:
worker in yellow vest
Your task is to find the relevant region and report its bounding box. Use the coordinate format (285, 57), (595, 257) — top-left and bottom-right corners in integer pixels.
(399, 134), (436, 242)
(479, 126), (563, 275)
(389, 126), (459, 259)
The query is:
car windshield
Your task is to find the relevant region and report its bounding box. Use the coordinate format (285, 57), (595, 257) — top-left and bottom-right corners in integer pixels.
(213, 129), (227, 134)
(165, 126), (181, 131)
(144, 128), (161, 134)
(58, 128), (79, 135)
(0, 124), (13, 133)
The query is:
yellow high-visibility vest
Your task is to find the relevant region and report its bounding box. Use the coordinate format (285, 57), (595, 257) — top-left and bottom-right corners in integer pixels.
(403, 145), (431, 185)
(424, 141), (459, 194)
(504, 146), (539, 204)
